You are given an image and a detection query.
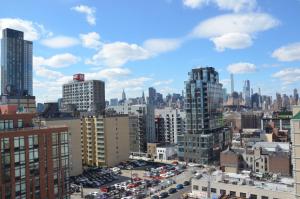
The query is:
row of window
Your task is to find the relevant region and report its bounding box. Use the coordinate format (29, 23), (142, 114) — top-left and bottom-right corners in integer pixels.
(0, 119), (23, 130)
(193, 185), (277, 199)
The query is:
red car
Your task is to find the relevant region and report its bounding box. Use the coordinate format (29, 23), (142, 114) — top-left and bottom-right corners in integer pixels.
(127, 183), (138, 188)
(133, 177), (142, 181)
(100, 187), (109, 193)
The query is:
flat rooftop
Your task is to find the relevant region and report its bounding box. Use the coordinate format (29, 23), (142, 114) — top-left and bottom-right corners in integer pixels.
(194, 170), (294, 193)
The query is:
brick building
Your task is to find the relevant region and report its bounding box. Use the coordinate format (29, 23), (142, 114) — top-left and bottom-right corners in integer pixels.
(0, 105), (70, 198)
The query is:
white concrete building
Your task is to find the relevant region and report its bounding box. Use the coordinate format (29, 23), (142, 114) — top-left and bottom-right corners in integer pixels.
(155, 107), (185, 144)
(190, 170), (294, 199)
(156, 145), (177, 160)
(62, 74), (105, 113)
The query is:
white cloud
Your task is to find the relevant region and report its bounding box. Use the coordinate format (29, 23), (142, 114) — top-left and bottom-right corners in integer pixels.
(34, 53), (80, 68)
(86, 37), (181, 67)
(214, 0), (257, 12)
(272, 68), (300, 85)
(71, 5), (96, 26)
(0, 18), (51, 40)
(86, 42), (151, 67)
(80, 32), (102, 49)
(143, 38), (182, 54)
(191, 13), (279, 51)
(182, 0), (257, 12)
(227, 62), (256, 74)
(211, 32), (252, 51)
(272, 42), (300, 62)
(41, 36), (79, 48)
(85, 68), (131, 80)
(152, 79), (174, 86)
(183, 0), (209, 8)
(33, 65), (64, 79)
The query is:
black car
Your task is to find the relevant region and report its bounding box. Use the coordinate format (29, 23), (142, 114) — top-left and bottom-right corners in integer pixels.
(151, 195), (159, 199)
(159, 192), (169, 198)
(168, 188), (177, 194)
(183, 181), (190, 186)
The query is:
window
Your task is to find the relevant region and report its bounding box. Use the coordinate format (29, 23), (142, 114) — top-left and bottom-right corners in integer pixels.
(193, 185), (199, 190)
(17, 119), (23, 128)
(250, 194), (257, 199)
(240, 192), (247, 198)
(220, 189), (226, 195)
(211, 188), (216, 193)
(0, 120), (4, 130)
(230, 191), (236, 196)
(202, 187), (207, 191)
(261, 196), (268, 199)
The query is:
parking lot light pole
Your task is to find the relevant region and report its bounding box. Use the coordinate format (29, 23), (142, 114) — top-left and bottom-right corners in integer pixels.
(130, 168), (133, 183)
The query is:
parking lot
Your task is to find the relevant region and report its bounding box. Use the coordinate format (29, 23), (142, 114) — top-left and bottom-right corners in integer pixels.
(70, 160), (193, 199)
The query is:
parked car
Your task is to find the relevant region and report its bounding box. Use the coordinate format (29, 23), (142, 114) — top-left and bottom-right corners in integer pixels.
(151, 195), (159, 199)
(183, 181), (190, 186)
(159, 192), (169, 198)
(176, 184), (184, 190)
(168, 188), (177, 194)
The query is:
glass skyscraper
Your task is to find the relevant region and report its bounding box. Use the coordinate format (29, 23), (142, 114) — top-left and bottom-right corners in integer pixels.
(1, 28), (33, 96)
(183, 67), (230, 164)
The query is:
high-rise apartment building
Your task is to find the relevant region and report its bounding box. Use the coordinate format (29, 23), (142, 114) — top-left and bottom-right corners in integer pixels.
(155, 107), (186, 144)
(0, 105), (70, 198)
(1, 28), (33, 96)
(291, 105), (300, 199)
(184, 67), (229, 164)
(108, 103), (155, 152)
(81, 114), (130, 167)
(62, 74), (105, 113)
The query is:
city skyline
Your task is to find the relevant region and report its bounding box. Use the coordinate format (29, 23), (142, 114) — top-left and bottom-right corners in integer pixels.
(0, 0), (300, 103)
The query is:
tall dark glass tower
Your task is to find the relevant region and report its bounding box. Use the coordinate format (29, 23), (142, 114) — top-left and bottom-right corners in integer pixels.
(184, 67), (229, 164)
(1, 28), (33, 96)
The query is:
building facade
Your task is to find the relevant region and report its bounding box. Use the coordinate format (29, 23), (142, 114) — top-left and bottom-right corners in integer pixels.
(184, 67), (229, 164)
(291, 105), (300, 199)
(81, 114), (130, 167)
(42, 118), (82, 177)
(155, 107), (186, 144)
(0, 105), (70, 199)
(108, 103), (155, 152)
(62, 74), (105, 113)
(1, 28), (33, 96)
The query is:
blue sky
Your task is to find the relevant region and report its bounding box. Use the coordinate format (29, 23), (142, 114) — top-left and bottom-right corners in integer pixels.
(0, 0), (300, 102)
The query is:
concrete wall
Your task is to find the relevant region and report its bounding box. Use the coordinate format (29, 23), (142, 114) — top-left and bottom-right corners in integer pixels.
(104, 116), (130, 167)
(220, 152), (239, 173)
(44, 118), (82, 176)
(269, 155), (290, 176)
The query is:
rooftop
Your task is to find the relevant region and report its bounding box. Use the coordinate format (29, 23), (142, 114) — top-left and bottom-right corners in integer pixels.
(194, 170), (294, 193)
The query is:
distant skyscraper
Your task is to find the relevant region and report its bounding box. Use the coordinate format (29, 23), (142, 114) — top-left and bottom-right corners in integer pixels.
(1, 28), (33, 96)
(122, 89), (126, 101)
(230, 73), (234, 94)
(184, 67), (230, 164)
(148, 87), (156, 105)
(243, 80), (251, 107)
(294, 89), (299, 105)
